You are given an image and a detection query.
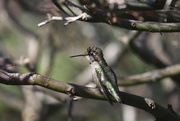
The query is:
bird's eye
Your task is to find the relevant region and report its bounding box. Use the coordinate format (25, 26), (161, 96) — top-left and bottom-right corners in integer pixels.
(90, 52), (93, 55)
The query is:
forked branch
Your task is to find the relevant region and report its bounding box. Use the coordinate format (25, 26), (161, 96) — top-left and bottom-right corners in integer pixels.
(38, 0), (180, 32)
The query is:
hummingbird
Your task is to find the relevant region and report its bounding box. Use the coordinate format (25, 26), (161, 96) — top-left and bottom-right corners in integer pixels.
(70, 47), (122, 105)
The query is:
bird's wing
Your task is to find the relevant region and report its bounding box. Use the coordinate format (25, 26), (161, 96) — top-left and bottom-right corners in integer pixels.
(103, 66), (122, 103)
(106, 66), (118, 87)
(95, 69), (113, 105)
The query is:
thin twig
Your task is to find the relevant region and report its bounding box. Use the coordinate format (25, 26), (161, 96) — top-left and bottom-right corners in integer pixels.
(38, 12), (91, 27)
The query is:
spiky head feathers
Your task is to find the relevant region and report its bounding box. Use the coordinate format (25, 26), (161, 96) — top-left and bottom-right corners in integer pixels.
(87, 47), (103, 57)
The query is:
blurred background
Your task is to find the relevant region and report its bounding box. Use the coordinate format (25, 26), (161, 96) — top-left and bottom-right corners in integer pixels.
(0, 0), (179, 121)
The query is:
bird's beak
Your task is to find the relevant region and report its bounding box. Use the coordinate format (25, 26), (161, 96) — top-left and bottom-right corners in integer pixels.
(70, 54), (88, 58)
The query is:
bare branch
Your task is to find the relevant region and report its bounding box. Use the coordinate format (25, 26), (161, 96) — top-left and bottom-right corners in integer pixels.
(127, 32), (180, 86)
(0, 72), (179, 121)
(118, 63), (180, 86)
(109, 17), (180, 32)
(38, 12), (91, 26)
(37, 0), (180, 32)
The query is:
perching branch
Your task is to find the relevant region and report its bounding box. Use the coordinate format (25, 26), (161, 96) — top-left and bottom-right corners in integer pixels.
(0, 72), (179, 121)
(2, 56), (180, 88)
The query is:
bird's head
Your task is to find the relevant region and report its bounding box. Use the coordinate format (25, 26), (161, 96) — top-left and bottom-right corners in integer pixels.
(70, 47), (103, 63)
